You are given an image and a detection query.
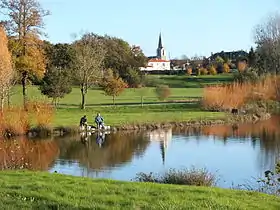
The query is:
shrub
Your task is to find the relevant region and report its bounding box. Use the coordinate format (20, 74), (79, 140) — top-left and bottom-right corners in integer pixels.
(143, 77), (161, 87)
(198, 68), (208, 75)
(186, 67), (192, 75)
(238, 162), (280, 196)
(155, 85), (171, 101)
(208, 66), (217, 75)
(223, 63), (230, 73)
(237, 60), (248, 72)
(233, 68), (259, 84)
(0, 101), (54, 137)
(134, 167), (217, 187)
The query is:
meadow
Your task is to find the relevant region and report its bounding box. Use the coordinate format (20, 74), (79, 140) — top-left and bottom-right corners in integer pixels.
(6, 74), (232, 127)
(0, 171), (279, 209)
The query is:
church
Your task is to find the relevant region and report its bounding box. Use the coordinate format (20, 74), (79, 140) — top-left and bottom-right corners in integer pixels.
(140, 33), (171, 71)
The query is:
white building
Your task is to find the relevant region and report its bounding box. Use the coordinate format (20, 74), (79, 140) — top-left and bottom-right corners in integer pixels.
(140, 33), (171, 71)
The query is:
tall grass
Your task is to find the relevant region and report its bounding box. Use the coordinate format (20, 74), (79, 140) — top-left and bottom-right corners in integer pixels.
(134, 167), (217, 187)
(0, 101), (54, 137)
(202, 75), (280, 111)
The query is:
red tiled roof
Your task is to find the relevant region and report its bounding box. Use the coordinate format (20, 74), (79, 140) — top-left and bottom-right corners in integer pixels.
(149, 58), (169, 62)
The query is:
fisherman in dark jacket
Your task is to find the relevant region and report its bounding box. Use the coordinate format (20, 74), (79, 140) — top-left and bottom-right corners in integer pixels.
(80, 115), (87, 127)
(95, 113), (104, 129)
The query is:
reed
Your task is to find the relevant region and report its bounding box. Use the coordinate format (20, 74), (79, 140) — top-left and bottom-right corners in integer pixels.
(202, 75), (280, 111)
(0, 101), (54, 137)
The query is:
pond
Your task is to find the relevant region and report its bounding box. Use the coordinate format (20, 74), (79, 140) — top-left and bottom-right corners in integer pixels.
(0, 116), (280, 188)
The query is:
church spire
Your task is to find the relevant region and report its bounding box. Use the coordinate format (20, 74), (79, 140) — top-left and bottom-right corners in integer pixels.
(158, 33), (163, 49)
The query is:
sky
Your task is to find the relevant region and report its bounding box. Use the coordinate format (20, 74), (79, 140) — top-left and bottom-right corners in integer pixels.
(2, 0), (280, 58)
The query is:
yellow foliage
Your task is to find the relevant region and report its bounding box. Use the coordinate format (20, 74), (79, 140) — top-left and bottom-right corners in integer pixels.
(186, 67), (192, 75)
(223, 63), (230, 73)
(0, 26), (14, 109)
(237, 61), (247, 72)
(9, 34), (46, 78)
(208, 66), (217, 75)
(198, 68), (208, 75)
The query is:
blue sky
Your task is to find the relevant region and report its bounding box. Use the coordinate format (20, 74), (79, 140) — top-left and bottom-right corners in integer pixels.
(3, 0), (280, 58)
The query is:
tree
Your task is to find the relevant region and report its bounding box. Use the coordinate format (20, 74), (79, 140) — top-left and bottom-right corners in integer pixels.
(103, 36), (147, 79)
(123, 68), (144, 88)
(102, 69), (127, 105)
(215, 56), (224, 64)
(39, 67), (72, 106)
(254, 13), (280, 74)
(0, 0), (49, 108)
(209, 66), (217, 75)
(0, 25), (14, 111)
(248, 47), (257, 67)
(44, 42), (75, 70)
(72, 33), (106, 109)
(155, 85), (171, 101)
(223, 63), (230, 73)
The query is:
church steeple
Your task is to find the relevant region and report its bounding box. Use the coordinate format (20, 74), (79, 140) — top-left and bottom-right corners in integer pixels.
(156, 32), (165, 60)
(158, 33), (163, 49)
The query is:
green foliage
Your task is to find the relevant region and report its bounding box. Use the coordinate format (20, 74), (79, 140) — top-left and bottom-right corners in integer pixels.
(134, 168), (217, 186)
(123, 68), (143, 88)
(155, 85), (171, 101)
(39, 68), (72, 105)
(233, 68), (260, 84)
(44, 42), (75, 70)
(102, 36), (147, 79)
(248, 47), (257, 67)
(215, 56), (224, 64)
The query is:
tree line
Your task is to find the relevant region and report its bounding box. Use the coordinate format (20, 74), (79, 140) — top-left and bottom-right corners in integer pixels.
(0, 0), (147, 109)
(1, 0), (280, 110)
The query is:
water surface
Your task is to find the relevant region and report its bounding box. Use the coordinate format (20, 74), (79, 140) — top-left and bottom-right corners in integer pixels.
(1, 116), (280, 188)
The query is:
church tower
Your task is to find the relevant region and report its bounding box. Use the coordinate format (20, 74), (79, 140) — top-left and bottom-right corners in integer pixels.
(156, 33), (166, 60)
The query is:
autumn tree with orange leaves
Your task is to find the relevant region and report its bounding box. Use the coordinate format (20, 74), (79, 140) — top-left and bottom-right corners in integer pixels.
(0, 0), (49, 108)
(102, 69), (128, 105)
(0, 25), (14, 111)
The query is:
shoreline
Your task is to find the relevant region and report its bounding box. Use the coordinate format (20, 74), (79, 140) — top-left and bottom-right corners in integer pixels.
(25, 112), (272, 137)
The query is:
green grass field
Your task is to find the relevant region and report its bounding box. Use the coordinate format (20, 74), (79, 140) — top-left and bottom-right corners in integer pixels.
(0, 171), (279, 209)
(10, 74), (233, 107)
(53, 104), (225, 126)
(8, 74), (232, 127)
(146, 73), (234, 88)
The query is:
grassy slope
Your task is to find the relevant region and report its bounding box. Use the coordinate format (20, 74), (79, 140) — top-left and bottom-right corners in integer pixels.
(0, 171), (279, 210)
(53, 104), (225, 126)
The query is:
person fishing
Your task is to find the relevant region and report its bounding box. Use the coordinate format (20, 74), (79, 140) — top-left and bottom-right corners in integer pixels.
(79, 115), (87, 127)
(95, 113), (104, 129)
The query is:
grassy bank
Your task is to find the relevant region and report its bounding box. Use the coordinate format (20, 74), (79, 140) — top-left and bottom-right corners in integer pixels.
(53, 103), (226, 127)
(0, 171), (279, 209)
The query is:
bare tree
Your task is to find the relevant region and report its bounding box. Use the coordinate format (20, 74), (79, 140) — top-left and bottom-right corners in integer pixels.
(0, 25), (14, 111)
(254, 13), (280, 74)
(73, 33), (106, 109)
(0, 0), (49, 108)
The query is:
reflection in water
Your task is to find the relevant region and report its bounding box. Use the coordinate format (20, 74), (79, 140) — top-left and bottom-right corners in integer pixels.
(148, 129), (172, 165)
(0, 137), (59, 170)
(0, 116), (280, 188)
